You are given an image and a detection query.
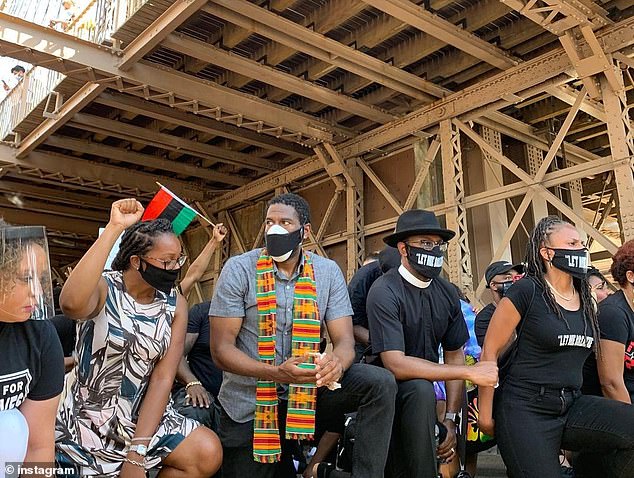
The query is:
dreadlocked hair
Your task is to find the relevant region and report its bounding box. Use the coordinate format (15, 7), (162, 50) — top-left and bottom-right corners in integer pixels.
(524, 215), (600, 355)
(110, 218), (174, 271)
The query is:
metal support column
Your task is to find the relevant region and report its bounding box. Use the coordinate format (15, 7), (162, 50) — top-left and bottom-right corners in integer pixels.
(600, 73), (634, 242)
(482, 126), (512, 262)
(346, 160), (365, 281)
(526, 144), (550, 223)
(566, 158), (587, 242)
(412, 138), (439, 210)
(440, 119), (473, 294)
(213, 210), (231, 286)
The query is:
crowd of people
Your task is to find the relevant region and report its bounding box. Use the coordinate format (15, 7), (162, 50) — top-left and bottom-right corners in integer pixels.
(1, 192), (634, 478)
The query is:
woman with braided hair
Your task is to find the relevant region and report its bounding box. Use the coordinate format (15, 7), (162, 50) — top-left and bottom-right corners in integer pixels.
(55, 199), (221, 478)
(478, 216), (634, 477)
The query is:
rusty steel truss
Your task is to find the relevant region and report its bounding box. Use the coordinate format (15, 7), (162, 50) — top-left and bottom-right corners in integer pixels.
(0, 0), (630, 293)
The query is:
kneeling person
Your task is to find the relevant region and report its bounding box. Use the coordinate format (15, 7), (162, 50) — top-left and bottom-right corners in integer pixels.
(367, 209), (498, 478)
(211, 193), (397, 478)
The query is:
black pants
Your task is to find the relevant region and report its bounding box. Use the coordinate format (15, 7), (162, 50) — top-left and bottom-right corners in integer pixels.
(495, 380), (634, 478)
(171, 386), (218, 431)
(385, 379), (438, 478)
(218, 363), (397, 478)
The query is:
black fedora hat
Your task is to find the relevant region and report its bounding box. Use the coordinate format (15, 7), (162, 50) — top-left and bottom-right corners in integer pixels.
(383, 209), (455, 247)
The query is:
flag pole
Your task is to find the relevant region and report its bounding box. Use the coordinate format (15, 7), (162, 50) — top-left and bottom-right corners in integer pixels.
(155, 182), (215, 227)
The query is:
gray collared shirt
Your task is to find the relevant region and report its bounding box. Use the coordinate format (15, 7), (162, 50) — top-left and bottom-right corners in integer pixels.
(209, 248), (353, 423)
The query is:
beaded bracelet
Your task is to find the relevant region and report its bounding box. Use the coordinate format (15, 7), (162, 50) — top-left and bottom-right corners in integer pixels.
(185, 380), (202, 390)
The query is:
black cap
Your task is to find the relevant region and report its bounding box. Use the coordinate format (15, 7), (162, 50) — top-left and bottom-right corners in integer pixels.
(383, 209), (455, 247)
(378, 246), (401, 273)
(485, 260), (524, 288)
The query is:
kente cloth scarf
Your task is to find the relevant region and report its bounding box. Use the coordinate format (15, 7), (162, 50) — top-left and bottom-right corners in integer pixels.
(254, 250), (320, 463)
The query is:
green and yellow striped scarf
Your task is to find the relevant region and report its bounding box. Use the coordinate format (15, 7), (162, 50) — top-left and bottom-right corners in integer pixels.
(254, 250), (320, 463)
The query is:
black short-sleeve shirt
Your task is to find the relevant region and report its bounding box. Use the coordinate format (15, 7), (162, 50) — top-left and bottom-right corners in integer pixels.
(367, 268), (469, 362)
(504, 277), (594, 389)
(475, 303), (496, 347)
(582, 291), (634, 399)
(348, 261), (382, 329)
(184, 301), (223, 398)
(0, 320), (64, 410)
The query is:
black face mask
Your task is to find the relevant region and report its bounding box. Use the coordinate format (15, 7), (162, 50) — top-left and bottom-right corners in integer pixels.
(548, 247), (589, 279)
(406, 245), (444, 279)
(495, 281), (513, 297)
(265, 225), (303, 262)
(139, 260), (180, 294)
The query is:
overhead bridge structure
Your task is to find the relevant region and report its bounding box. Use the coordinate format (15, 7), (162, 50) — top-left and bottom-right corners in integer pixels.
(0, 0), (631, 302)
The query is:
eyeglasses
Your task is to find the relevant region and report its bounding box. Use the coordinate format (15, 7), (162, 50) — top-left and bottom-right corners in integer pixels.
(142, 254), (187, 270)
(405, 239), (448, 252)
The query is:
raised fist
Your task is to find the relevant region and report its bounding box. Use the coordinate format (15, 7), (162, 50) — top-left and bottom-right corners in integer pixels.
(109, 199), (144, 229)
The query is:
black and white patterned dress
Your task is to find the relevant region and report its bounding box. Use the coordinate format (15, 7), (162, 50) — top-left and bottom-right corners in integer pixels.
(55, 271), (199, 476)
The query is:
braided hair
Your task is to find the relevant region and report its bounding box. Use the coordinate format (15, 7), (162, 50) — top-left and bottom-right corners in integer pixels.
(111, 219), (174, 271)
(524, 216), (600, 354)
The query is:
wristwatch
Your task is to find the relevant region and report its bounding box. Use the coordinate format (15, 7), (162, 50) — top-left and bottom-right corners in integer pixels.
(129, 444), (148, 457)
(444, 412), (460, 427)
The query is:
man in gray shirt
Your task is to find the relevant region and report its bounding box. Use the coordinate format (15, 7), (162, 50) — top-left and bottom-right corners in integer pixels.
(210, 193), (397, 478)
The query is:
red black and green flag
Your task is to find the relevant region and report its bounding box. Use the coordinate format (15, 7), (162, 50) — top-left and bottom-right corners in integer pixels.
(142, 185), (198, 235)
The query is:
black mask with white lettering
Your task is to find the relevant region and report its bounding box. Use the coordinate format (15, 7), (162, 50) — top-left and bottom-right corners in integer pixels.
(139, 259), (180, 294)
(406, 245), (444, 279)
(495, 281), (514, 297)
(548, 248), (589, 279)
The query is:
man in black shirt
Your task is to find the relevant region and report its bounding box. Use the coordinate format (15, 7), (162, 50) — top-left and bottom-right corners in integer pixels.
(474, 261), (524, 347)
(367, 209), (498, 478)
(348, 246), (401, 361)
(173, 300), (223, 429)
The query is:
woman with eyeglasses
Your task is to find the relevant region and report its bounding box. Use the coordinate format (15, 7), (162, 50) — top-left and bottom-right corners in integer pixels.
(55, 199), (222, 478)
(478, 216), (634, 477)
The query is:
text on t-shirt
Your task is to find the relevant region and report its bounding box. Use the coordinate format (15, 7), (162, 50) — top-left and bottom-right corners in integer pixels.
(0, 369), (32, 410)
(557, 334), (593, 348)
